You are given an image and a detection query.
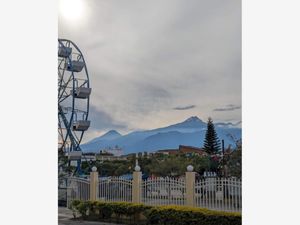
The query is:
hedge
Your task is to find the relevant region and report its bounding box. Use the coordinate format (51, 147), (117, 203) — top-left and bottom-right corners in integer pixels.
(69, 200), (241, 225)
(146, 205), (241, 225)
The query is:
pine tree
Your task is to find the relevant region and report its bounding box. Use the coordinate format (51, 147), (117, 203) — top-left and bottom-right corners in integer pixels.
(204, 117), (221, 154)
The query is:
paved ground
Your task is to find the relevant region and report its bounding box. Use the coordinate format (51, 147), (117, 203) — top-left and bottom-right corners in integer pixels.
(58, 207), (124, 225)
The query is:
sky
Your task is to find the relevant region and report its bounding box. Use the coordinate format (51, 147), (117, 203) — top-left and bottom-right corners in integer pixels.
(58, 0), (241, 142)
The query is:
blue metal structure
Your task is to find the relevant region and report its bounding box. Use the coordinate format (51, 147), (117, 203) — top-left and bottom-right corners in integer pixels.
(58, 39), (91, 173)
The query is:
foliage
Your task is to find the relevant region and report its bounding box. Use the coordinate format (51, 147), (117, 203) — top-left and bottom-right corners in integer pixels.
(147, 205), (241, 225)
(69, 199), (81, 210)
(71, 200), (151, 224)
(81, 152), (224, 177)
(74, 201), (90, 219)
(204, 118), (221, 154)
(189, 155), (211, 175)
(225, 149), (241, 178)
(109, 202), (151, 221)
(145, 155), (188, 176)
(95, 201), (114, 219)
(79, 137), (242, 178)
(70, 200), (241, 225)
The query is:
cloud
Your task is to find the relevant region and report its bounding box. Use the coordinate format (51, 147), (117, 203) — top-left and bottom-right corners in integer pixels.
(213, 105), (241, 112)
(173, 105), (196, 110)
(88, 105), (128, 130)
(59, 0), (241, 140)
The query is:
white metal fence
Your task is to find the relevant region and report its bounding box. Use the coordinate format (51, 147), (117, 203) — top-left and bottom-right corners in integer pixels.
(58, 178), (67, 206)
(67, 177), (90, 207)
(142, 177), (186, 206)
(98, 177), (132, 202)
(195, 177), (242, 212)
(64, 173), (241, 213)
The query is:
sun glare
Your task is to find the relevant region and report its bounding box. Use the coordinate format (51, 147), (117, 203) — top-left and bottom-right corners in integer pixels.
(59, 0), (85, 22)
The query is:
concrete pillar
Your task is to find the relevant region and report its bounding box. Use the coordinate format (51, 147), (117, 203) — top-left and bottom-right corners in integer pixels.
(90, 166), (98, 201)
(186, 165), (196, 207)
(132, 165), (142, 203)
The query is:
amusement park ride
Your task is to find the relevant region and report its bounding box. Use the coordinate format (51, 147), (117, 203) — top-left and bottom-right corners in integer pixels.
(58, 39), (91, 175)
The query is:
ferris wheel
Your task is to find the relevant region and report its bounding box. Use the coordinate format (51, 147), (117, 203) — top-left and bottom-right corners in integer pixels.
(58, 39), (91, 171)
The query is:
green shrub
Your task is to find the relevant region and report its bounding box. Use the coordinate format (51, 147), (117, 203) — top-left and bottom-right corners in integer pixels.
(76, 201), (90, 219)
(69, 199), (82, 218)
(146, 205), (241, 225)
(109, 202), (150, 218)
(69, 200), (241, 225)
(69, 199), (81, 210)
(95, 201), (113, 219)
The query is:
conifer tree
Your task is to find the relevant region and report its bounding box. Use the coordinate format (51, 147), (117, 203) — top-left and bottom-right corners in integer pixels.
(204, 117), (221, 154)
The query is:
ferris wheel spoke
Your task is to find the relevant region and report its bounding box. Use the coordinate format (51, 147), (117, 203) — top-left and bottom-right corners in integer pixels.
(58, 75), (73, 101)
(72, 130), (82, 144)
(58, 93), (72, 103)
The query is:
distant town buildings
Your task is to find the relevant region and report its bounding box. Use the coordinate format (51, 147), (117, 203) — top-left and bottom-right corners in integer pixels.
(156, 145), (207, 157)
(100, 146), (123, 156)
(77, 144), (234, 163)
(81, 153), (97, 162)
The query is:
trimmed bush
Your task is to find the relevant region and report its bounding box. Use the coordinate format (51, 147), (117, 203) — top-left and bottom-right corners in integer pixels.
(95, 201), (113, 219)
(70, 200), (241, 225)
(146, 205), (241, 225)
(76, 201), (90, 219)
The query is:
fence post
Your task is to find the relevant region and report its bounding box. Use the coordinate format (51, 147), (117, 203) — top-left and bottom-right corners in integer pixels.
(66, 178), (72, 207)
(90, 166), (98, 201)
(185, 165), (196, 207)
(132, 165), (142, 203)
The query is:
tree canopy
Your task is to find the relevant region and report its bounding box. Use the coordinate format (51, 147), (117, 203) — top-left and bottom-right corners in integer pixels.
(203, 117), (221, 154)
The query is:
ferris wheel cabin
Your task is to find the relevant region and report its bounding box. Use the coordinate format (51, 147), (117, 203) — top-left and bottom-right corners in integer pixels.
(67, 61), (85, 72)
(72, 87), (91, 99)
(72, 120), (90, 131)
(67, 151), (82, 160)
(58, 46), (72, 58)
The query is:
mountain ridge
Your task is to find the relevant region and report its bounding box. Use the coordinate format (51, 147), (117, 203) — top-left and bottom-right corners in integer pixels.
(81, 116), (241, 154)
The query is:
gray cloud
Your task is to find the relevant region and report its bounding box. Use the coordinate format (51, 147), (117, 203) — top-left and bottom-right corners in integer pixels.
(173, 105), (196, 110)
(59, 0), (241, 139)
(213, 105), (241, 112)
(88, 105), (128, 130)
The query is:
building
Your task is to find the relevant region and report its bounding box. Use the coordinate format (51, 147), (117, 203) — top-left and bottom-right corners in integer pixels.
(155, 145), (207, 157)
(156, 149), (178, 155)
(81, 153), (97, 162)
(100, 146), (123, 156)
(178, 145), (207, 156)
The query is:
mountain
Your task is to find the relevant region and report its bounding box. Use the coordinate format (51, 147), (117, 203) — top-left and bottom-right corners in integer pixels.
(153, 116), (207, 133)
(82, 130), (122, 151)
(91, 130), (122, 142)
(80, 116), (241, 154)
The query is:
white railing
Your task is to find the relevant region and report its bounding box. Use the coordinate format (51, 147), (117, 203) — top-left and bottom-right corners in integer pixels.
(98, 177), (132, 202)
(67, 177), (90, 207)
(142, 177), (186, 206)
(195, 177), (241, 212)
(63, 171), (241, 213)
